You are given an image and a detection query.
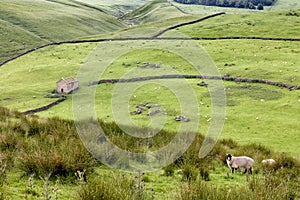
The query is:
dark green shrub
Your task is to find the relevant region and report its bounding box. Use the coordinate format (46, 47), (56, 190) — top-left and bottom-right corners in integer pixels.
(219, 138), (238, 149)
(174, 134), (204, 167)
(0, 107), (10, 121)
(163, 164), (175, 176)
(0, 130), (21, 152)
(257, 3), (264, 10)
(25, 118), (42, 136)
(18, 136), (95, 180)
(17, 117), (95, 180)
(273, 153), (297, 169)
(141, 175), (151, 183)
(199, 167), (210, 181)
(181, 164), (198, 182)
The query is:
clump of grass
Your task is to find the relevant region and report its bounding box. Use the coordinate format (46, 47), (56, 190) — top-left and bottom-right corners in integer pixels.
(219, 138), (238, 149)
(78, 171), (147, 200)
(181, 163), (199, 182)
(25, 173), (39, 197)
(177, 173), (299, 200)
(15, 117), (95, 180)
(18, 135), (95, 181)
(0, 160), (7, 199)
(199, 167), (210, 181)
(163, 164), (175, 176)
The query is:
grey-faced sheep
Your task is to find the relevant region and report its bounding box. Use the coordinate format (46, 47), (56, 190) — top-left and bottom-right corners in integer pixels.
(226, 154), (254, 174)
(262, 158), (275, 165)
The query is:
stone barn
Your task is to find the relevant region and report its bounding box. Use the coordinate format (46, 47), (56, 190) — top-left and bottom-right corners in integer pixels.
(56, 77), (79, 94)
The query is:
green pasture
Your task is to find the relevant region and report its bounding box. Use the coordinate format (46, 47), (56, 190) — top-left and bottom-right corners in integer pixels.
(0, 164), (270, 199)
(62, 0), (151, 17)
(0, 0), (126, 62)
(176, 10), (300, 38)
(1, 37), (299, 156)
(122, 0), (186, 24)
(170, 0), (300, 14)
(170, 0), (261, 14)
(0, 1), (299, 199)
(271, 0), (300, 11)
(0, 0), (125, 40)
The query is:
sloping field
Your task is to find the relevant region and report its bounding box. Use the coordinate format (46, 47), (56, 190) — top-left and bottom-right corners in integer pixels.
(271, 0), (300, 10)
(73, 0), (151, 16)
(171, 0), (300, 14)
(0, 0), (127, 62)
(176, 10), (300, 38)
(0, 9), (299, 156)
(122, 0), (187, 25)
(0, 2), (299, 199)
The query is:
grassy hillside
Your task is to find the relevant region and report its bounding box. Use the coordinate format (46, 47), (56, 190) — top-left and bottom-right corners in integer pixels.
(122, 0), (187, 25)
(0, 106), (299, 199)
(271, 0), (300, 10)
(171, 0), (300, 14)
(175, 10), (300, 38)
(0, 0), (127, 62)
(0, 12), (299, 156)
(73, 0), (151, 16)
(0, 1), (299, 199)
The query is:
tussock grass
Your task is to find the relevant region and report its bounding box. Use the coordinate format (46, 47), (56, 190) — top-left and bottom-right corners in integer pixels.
(0, 108), (95, 181)
(78, 172), (142, 200)
(0, 106), (299, 198)
(177, 174), (298, 200)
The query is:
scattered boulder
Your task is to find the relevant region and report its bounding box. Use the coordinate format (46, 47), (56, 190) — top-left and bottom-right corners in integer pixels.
(148, 109), (161, 116)
(174, 115), (190, 122)
(197, 81), (208, 87)
(132, 107), (143, 115)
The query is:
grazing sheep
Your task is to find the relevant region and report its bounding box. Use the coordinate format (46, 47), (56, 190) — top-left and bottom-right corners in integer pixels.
(262, 159), (275, 165)
(226, 154), (254, 174)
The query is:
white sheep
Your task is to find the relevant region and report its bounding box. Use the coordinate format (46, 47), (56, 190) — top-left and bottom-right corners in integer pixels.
(226, 154), (254, 174)
(261, 158), (275, 165)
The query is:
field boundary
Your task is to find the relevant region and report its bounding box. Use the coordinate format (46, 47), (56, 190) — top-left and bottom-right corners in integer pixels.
(22, 96), (66, 115)
(23, 74), (299, 115)
(152, 11), (226, 38)
(90, 74), (300, 90)
(1, 36), (299, 67)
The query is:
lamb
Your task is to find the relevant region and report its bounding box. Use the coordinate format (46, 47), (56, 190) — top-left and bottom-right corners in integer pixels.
(261, 159), (275, 165)
(226, 154), (254, 174)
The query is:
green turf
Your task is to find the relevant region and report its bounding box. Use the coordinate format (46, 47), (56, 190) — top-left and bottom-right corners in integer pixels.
(270, 0), (300, 11)
(0, 4), (299, 198)
(170, 0), (300, 14)
(122, 0), (187, 24)
(0, 0), (126, 62)
(1, 37), (299, 156)
(176, 10), (300, 38)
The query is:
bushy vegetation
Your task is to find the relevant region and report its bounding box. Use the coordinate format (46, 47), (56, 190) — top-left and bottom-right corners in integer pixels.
(78, 171), (147, 200)
(0, 0), (299, 198)
(0, 106), (299, 199)
(177, 173), (298, 200)
(0, 107), (95, 181)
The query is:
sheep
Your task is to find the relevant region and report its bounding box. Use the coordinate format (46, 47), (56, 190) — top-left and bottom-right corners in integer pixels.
(261, 159), (275, 165)
(226, 154), (254, 174)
